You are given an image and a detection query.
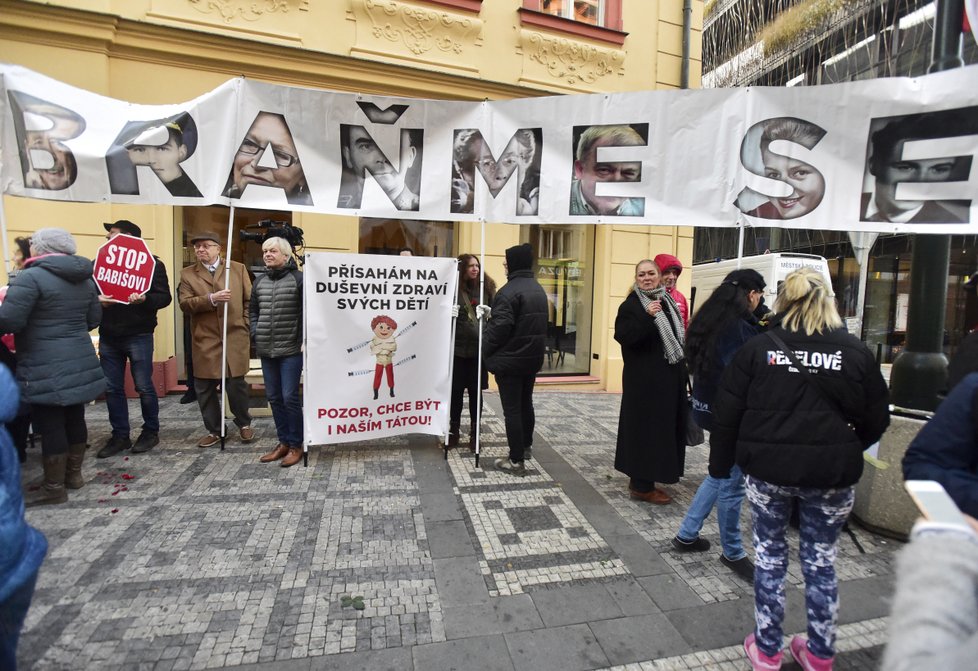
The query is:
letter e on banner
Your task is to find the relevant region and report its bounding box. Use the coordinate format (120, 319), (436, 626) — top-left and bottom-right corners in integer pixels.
(93, 233), (156, 303)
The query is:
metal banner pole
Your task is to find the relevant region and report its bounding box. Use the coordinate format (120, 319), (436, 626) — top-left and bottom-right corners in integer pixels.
(0, 197), (10, 276)
(445, 273), (459, 461)
(302, 248), (309, 467)
(474, 218), (486, 469)
(219, 205), (235, 451)
(735, 219), (745, 269)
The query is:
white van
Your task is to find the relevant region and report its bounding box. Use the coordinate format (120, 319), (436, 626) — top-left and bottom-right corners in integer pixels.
(690, 253), (833, 315)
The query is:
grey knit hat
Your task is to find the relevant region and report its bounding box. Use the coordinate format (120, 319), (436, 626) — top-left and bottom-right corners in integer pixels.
(30, 227), (77, 255)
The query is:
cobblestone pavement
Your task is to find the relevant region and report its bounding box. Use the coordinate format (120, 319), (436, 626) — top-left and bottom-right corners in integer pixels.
(19, 391), (899, 670)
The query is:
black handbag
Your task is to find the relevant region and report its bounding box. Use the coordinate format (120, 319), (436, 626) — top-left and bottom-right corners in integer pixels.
(685, 377), (705, 446)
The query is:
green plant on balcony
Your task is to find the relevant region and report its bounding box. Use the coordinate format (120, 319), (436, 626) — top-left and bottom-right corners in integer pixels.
(758, 0), (851, 56)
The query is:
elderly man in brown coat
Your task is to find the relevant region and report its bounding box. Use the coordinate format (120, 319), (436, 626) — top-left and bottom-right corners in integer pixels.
(178, 231), (255, 447)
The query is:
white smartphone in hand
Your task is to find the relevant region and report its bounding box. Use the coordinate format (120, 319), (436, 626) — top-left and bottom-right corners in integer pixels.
(904, 480), (969, 527)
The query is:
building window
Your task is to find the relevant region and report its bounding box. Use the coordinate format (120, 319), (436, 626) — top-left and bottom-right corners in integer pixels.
(178, 206), (295, 383)
(523, 224), (595, 376)
(520, 0), (625, 42)
(540, 0), (603, 26)
(358, 218), (454, 257)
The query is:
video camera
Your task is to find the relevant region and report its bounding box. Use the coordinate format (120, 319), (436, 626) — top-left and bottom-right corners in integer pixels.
(239, 219), (305, 264)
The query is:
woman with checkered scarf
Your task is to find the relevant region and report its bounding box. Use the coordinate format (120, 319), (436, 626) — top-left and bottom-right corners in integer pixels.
(613, 259), (687, 505)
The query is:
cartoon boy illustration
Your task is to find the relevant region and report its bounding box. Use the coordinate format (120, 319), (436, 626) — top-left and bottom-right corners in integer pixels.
(370, 315), (398, 399)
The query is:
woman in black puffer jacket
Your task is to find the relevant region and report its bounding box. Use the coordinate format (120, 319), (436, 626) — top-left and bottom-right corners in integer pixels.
(0, 228), (104, 507)
(710, 267), (889, 671)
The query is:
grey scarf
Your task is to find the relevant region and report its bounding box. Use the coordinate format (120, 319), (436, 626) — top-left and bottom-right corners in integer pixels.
(634, 285), (685, 364)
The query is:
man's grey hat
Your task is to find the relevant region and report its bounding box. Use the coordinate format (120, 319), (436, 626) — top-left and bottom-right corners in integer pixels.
(189, 231), (222, 245)
(30, 227), (77, 255)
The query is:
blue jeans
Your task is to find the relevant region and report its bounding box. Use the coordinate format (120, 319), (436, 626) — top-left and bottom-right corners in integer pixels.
(676, 465), (746, 560)
(99, 333), (158, 436)
(261, 354), (303, 447)
(746, 476), (855, 659)
(0, 569), (40, 669)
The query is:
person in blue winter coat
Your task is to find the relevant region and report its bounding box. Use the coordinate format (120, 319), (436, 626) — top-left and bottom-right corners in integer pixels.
(671, 269), (767, 584)
(903, 371), (978, 518)
(0, 228), (105, 507)
(0, 363), (47, 669)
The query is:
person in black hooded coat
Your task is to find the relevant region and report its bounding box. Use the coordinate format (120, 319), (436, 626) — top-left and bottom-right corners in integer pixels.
(482, 243), (547, 475)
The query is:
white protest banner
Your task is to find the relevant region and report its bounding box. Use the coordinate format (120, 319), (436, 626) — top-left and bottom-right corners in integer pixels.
(2, 62), (977, 233)
(304, 253), (458, 445)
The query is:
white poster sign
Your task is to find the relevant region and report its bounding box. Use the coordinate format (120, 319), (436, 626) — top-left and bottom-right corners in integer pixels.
(2, 63), (978, 233)
(303, 253), (458, 445)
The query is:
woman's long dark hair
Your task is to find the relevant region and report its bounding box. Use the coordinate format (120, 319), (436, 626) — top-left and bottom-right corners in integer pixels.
(457, 253), (496, 306)
(686, 270), (764, 376)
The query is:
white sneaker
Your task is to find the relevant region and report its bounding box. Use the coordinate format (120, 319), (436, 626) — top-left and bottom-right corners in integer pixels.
(494, 458), (526, 476)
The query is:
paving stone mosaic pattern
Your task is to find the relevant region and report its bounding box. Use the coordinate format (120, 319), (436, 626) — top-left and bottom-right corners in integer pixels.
(600, 617), (888, 670)
(528, 393), (899, 604)
(17, 390), (898, 670)
(20, 401), (445, 669)
(447, 445), (629, 596)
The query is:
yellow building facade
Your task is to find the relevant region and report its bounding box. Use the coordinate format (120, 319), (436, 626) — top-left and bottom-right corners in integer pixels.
(0, 0), (702, 392)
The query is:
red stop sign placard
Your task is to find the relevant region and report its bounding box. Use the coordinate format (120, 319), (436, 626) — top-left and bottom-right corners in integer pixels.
(93, 234), (156, 303)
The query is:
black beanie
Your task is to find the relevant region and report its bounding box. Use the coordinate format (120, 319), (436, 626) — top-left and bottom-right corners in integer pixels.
(505, 243), (533, 273)
(722, 268), (766, 293)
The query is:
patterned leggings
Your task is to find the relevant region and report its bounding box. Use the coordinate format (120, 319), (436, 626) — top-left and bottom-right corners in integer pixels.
(745, 476), (854, 659)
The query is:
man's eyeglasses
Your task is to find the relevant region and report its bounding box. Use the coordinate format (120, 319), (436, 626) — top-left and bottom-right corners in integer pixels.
(193, 242), (219, 249)
(237, 138), (300, 168)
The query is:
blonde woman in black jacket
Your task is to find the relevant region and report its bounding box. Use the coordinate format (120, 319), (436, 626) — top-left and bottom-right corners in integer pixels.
(710, 267), (889, 671)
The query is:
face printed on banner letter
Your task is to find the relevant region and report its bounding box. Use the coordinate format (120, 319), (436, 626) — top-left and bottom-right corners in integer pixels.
(224, 111), (312, 206)
(7, 91), (86, 191)
(451, 129), (541, 215)
(106, 113), (202, 197)
(863, 109), (976, 224)
(570, 124), (647, 217)
(339, 126), (420, 211)
(737, 117), (827, 221)
(760, 147), (825, 219)
(128, 135), (184, 180)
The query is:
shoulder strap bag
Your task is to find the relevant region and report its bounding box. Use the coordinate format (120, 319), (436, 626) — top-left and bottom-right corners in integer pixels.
(684, 372), (705, 446)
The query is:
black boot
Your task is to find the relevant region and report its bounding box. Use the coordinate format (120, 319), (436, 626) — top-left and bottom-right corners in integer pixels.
(373, 388), (379, 400)
(447, 423), (460, 448)
(390, 387), (395, 398)
(25, 453), (68, 507)
(65, 443), (87, 489)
